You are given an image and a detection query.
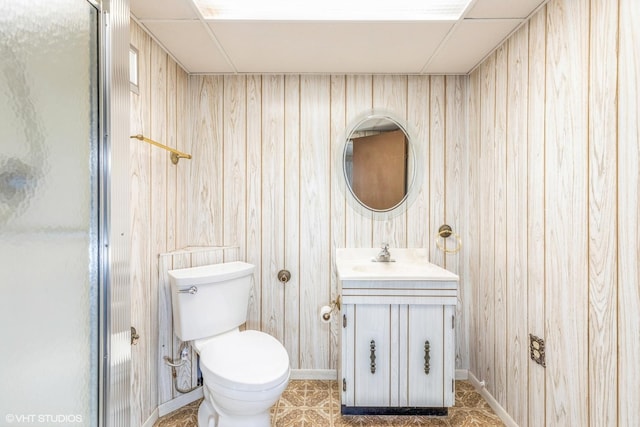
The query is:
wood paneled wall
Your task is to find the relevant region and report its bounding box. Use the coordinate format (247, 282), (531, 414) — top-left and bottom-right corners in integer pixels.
(467, 0), (640, 426)
(185, 74), (470, 372)
(617, 0), (640, 424)
(129, 20), (190, 426)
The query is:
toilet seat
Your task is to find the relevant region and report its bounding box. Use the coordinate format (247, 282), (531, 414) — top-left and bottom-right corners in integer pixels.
(199, 330), (290, 392)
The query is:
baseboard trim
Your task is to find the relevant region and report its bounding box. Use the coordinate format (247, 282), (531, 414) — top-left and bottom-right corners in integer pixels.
(141, 408), (158, 427)
(467, 371), (518, 427)
(290, 369), (337, 380)
(291, 369), (468, 381)
(158, 386), (204, 417)
(455, 369), (469, 380)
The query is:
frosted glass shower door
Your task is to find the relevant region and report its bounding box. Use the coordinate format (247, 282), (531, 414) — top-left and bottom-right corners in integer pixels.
(0, 1), (100, 425)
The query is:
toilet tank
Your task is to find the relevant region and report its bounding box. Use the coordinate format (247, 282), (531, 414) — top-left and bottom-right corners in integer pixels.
(168, 261), (255, 342)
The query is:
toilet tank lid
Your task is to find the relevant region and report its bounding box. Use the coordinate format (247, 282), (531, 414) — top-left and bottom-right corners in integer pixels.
(168, 261), (255, 287)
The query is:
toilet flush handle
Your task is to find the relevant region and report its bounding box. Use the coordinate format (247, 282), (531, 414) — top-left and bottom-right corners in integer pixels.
(177, 286), (198, 295)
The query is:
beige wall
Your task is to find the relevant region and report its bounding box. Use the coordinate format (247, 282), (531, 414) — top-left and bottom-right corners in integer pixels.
(467, 0), (639, 426)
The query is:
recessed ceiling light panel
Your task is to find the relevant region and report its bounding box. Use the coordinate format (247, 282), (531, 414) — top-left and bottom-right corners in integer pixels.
(194, 0), (473, 21)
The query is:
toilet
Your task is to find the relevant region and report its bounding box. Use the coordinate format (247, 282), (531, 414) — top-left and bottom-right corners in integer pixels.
(168, 261), (290, 427)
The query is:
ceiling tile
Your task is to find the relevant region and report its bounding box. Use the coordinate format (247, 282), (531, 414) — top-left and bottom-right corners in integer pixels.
(466, 0), (546, 19)
(131, 0), (198, 20)
(142, 21), (235, 73)
(207, 21), (454, 74)
(423, 19), (521, 73)
(130, 0), (549, 74)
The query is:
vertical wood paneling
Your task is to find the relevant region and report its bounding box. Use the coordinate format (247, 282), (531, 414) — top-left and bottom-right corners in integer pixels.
(223, 75), (247, 253)
(148, 50), (167, 234)
(406, 76), (430, 249)
(493, 44), (508, 408)
(330, 75), (346, 370)
(545, 0), (589, 424)
(429, 76), (446, 268)
(506, 24), (529, 426)
(345, 75), (373, 247)
(192, 248), (224, 266)
(261, 75), (286, 342)
(189, 76), (223, 246)
(223, 247), (241, 262)
(478, 55), (496, 393)
(588, 0), (619, 425)
(299, 75), (331, 368)
(444, 75), (467, 369)
(467, 70), (481, 377)
(165, 59), (177, 253)
(175, 67), (189, 250)
(527, 8), (547, 427)
(468, 2), (638, 426)
(245, 75), (262, 331)
(284, 75), (301, 368)
(618, 0), (640, 424)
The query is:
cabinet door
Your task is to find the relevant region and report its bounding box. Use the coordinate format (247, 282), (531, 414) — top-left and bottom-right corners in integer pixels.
(341, 304), (355, 406)
(443, 305), (456, 407)
(406, 305), (444, 407)
(353, 304), (391, 407)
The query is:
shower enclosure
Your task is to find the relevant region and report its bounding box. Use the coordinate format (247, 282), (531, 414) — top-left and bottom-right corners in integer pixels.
(0, 1), (130, 425)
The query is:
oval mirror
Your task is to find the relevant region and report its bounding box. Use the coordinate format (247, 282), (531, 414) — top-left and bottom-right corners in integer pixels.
(342, 112), (417, 217)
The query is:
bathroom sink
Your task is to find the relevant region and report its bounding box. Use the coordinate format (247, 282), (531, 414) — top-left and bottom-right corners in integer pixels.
(336, 248), (458, 282)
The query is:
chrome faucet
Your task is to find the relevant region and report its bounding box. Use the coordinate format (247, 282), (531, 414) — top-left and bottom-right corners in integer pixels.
(374, 243), (393, 262)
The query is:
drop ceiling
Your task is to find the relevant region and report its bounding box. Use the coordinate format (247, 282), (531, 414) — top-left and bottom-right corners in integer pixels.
(130, 0), (548, 74)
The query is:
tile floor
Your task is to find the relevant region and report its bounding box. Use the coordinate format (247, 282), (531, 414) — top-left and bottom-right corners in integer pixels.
(154, 380), (505, 427)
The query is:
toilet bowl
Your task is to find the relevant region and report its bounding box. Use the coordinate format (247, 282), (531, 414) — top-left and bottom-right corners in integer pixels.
(168, 262), (290, 427)
(195, 330), (290, 427)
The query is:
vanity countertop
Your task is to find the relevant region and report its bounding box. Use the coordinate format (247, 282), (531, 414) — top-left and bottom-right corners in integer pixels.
(336, 248), (459, 282)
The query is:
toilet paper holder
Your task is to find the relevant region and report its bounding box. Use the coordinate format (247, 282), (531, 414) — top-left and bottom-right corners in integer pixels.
(321, 296), (342, 322)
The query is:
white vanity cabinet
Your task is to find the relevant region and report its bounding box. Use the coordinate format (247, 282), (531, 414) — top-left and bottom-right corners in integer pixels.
(336, 248), (459, 416)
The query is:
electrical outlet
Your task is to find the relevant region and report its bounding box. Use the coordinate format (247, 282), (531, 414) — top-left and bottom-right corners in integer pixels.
(529, 334), (546, 367)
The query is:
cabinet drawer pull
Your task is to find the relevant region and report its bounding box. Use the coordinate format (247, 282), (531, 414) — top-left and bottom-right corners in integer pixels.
(424, 340), (431, 374)
(370, 340), (376, 374)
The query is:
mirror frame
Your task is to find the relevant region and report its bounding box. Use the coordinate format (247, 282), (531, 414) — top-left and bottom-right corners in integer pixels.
(339, 110), (421, 220)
